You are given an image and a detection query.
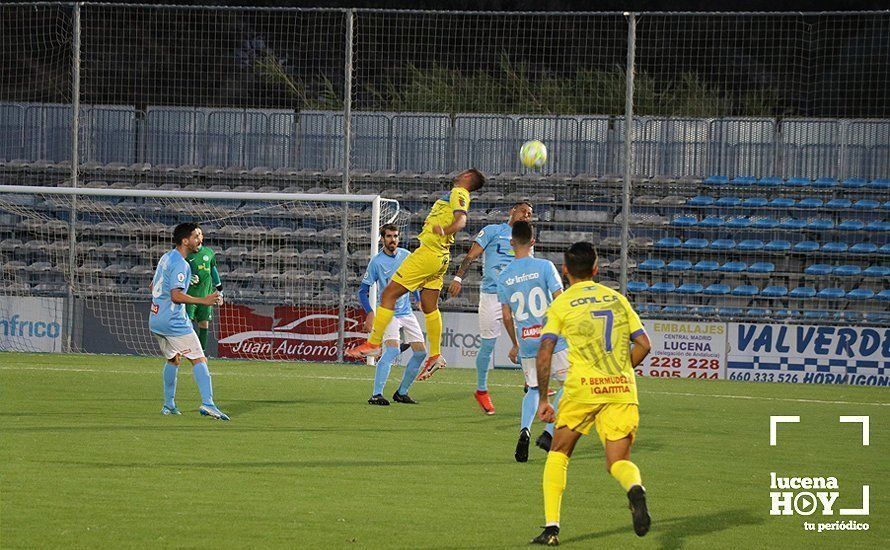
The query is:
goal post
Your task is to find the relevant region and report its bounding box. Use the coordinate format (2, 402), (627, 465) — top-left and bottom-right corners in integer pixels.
(0, 185), (401, 361)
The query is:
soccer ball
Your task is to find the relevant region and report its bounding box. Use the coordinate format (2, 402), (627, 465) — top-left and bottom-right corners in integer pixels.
(520, 140), (547, 169)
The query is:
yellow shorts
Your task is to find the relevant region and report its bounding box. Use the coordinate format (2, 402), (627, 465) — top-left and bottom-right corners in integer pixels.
(555, 398), (639, 447)
(391, 245), (450, 291)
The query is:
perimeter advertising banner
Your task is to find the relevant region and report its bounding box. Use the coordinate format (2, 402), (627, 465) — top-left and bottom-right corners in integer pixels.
(638, 321), (727, 380)
(0, 296), (65, 353)
(727, 323), (890, 386)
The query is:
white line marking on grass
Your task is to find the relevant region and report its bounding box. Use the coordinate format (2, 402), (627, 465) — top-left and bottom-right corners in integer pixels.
(2, 363), (888, 407)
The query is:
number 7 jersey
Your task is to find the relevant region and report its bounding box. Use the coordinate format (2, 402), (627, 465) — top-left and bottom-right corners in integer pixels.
(496, 257), (568, 359)
(542, 282), (646, 404)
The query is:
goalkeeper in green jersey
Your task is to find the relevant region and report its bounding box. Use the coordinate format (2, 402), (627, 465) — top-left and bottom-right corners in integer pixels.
(185, 227), (222, 352)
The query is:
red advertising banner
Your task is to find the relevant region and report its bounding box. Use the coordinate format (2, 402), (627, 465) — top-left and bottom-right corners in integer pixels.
(217, 304), (367, 362)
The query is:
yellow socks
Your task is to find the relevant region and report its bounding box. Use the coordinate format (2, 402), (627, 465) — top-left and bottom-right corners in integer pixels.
(424, 309), (443, 356)
(369, 306), (395, 345)
(543, 451), (570, 527)
(609, 459), (642, 492)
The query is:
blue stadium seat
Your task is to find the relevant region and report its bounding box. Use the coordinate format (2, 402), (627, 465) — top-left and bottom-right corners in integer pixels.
(867, 220), (890, 232)
(765, 240), (791, 252)
(813, 177), (838, 188)
(656, 237), (682, 248)
(753, 217), (779, 229)
(693, 260), (720, 272)
(833, 265), (862, 277)
(785, 177), (811, 187)
(789, 286), (817, 298)
(726, 217), (753, 228)
(737, 239), (765, 251)
(710, 239), (736, 250)
(732, 285), (759, 297)
(769, 197), (796, 208)
(688, 195), (715, 206)
(847, 288), (875, 300)
(637, 303), (662, 314)
(696, 306), (718, 315)
(842, 178), (867, 189)
(747, 308), (771, 316)
(805, 264), (833, 276)
(761, 285), (789, 297)
(826, 198), (853, 209)
(627, 281), (649, 293)
(868, 178), (890, 190)
(780, 218), (807, 230)
(757, 176), (783, 187)
(853, 200), (880, 210)
(649, 282), (676, 293)
(715, 196), (742, 207)
(747, 262), (775, 274)
(731, 176), (757, 186)
(720, 261), (747, 273)
(863, 265), (889, 278)
(807, 219), (834, 231)
(881, 244), (890, 255)
(699, 216), (726, 228)
(794, 241), (820, 252)
(804, 310), (831, 320)
(850, 243), (878, 254)
(884, 201), (890, 209)
(666, 260), (693, 272)
(705, 175), (730, 185)
(676, 283), (704, 294)
(683, 238), (709, 249)
(817, 288), (846, 300)
(719, 307), (744, 316)
(662, 305), (689, 314)
(742, 197), (768, 208)
(877, 289), (890, 301)
(798, 198), (824, 209)
(821, 242), (849, 253)
(704, 283), (731, 296)
(672, 215), (698, 227)
(838, 220), (865, 231)
(638, 259), (665, 271)
(775, 309), (801, 318)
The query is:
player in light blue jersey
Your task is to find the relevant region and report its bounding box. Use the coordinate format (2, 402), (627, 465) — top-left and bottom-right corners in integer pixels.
(358, 224), (427, 406)
(447, 201), (533, 414)
(149, 222), (228, 420)
(496, 221), (568, 462)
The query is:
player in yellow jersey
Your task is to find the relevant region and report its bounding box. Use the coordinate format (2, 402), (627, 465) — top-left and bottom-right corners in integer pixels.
(346, 169), (486, 380)
(530, 242), (652, 546)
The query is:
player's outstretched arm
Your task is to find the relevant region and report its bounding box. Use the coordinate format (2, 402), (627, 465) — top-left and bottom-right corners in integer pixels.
(448, 242), (484, 298)
(171, 288), (218, 306)
(436, 211), (467, 236)
(630, 332), (652, 368)
(500, 304), (520, 365)
(536, 337), (557, 422)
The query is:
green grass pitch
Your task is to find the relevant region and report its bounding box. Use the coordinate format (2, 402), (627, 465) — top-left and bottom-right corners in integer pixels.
(1, 352), (887, 548)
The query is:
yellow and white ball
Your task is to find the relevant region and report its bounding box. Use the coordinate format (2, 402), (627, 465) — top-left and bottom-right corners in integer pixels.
(520, 140), (547, 169)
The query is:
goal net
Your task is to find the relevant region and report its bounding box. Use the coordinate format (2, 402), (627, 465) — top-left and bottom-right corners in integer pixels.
(0, 185), (402, 361)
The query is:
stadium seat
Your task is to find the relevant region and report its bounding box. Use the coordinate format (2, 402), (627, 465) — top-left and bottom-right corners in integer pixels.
(785, 177), (811, 187)
(665, 260), (693, 272)
(817, 288), (846, 300)
(688, 195), (715, 206)
(853, 200), (880, 210)
(741, 197), (768, 208)
(765, 240), (791, 252)
(877, 289), (890, 301)
(804, 310), (831, 319)
(731, 176), (756, 186)
(662, 305), (689, 314)
(807, 219), (835, 230)
(720, 261), (747, 273)
(881, 244), (890, 255)
(676, 283), (704, 294)
(867, 178), (890, 189)
(698, 216), (725, 227)
(838, 220), (866, 231)
(747, 308), (771, 316)
(710, 239), (736, 250)
(726, 217), (753, 228)
(813, 177), (838, 188)
(821, 242), (849, 253)
(752, 217), (779, 228)
(682, 238), (709, 249)
(863, 265), (889, 278)
(693, 260), (720, 272)
(757, 176), (784, 187)
(715, 196), (742, 207)
(696, 306), (718, 315)
(719, 307), (744, 316)
(705, 175), (729, 185)
(731, 285), (759, 297)
(841, 178), (867, 189)
(775, 309), (801, 318)
(833, 265), (862, 277)
(884, 201), (890, 209)
(638, 259), (665, 271)
(793, 241), (820, 252)
(704, 283), (731, 296)
(656, 237), (683, 248)
(649, 282), (676, 293)
(850, 243), (878, 254)
(867, 220), (890, 232)
(737, 239), (765, 251)
(769, 197), (796, 208)
(847, 288), (875, 300)
(747, 262), (775, 274)
(637, 303), (662, 314)
(789, 286), (817, 298)
(780, 218), (807, 230)
(672, 215), (698, 227)
(798, 198), (824, 209)
(826, 198), (853, 209)
(761, 285), (789, 297)
(627, 281), (648, 293)
(803, 264), (834, 277)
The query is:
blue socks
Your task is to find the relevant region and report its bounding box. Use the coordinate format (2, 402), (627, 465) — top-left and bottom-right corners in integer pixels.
(163, 362), (178, 408)
(545, 387), (564, 435)
(192, 361), (214, 406)
(521, 387), (539, 431)
(476, 337), (497, 391)
(374, 345), (401, 395)
(399, 349), (427, 395)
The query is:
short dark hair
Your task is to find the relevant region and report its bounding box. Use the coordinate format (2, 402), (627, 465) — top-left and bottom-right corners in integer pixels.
(511, 220), (534, 245)
(512, 201), (533, 210)
(173, 222), (200, 246)
(379, 223), (399, 237)
(458, 168), (486, 191)
(564, 241), (598, 279)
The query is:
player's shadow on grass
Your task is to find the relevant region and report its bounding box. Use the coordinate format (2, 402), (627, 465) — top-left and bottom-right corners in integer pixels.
(561, 508), (762, 549)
